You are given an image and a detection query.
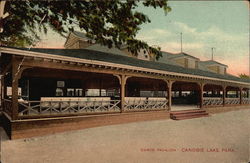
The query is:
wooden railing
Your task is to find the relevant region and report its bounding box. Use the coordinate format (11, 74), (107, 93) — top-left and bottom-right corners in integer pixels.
(18, 99), (121, 116)
(2, 99), (12, 117)
(15, 96), (250, 117)
(242, 98), (250, 105)
(203, 97), (246, 106)
(225, 98), (240, 105)
(203, 97), (223, 106)
(124, 97), (168, 111)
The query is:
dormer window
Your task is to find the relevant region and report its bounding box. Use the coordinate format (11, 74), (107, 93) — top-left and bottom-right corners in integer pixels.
(201, 60), (228, 75)
(167, 52), (200, 69)
(195, 61), (199, 69)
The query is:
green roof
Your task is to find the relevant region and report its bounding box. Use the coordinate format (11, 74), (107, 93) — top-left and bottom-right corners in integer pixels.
(3, 47), (250, 84)
(71, 31), (128, 56)
(201, 60), (228, 67)
(72, 31), (90, 40)
(157, 52), (178, 66)
(168, 52), (200, 60)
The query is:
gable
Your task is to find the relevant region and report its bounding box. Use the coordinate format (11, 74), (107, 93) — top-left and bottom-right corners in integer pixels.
(64, 32), (92, 49)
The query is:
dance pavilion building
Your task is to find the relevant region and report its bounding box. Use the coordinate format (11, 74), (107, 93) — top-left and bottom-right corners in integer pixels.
(0, 31), (250, 139)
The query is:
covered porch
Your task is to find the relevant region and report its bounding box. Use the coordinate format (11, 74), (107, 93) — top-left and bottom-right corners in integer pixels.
(1, 54), (250, 120)
(0, 48), (250, 139)
(1, 56), (173, 120)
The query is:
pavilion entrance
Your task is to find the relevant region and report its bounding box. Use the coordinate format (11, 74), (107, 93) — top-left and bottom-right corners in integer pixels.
(171, 81), (200, 111)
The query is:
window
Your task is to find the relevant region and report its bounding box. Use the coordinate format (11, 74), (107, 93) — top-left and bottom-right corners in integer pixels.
(56, 88), (64, 96)
(75, 89), (83, 96)
(140, 91), (152, 97)
(57, 81), (65, 87)
(85, 89), (99, 96)
(106, 89), (120, 97)
(140, 91), (166, 97)
(195, 61), (199, 69)
(187, 59), (196, 69)
(100, 89), (107, 96)
(55, 81), (65, 96)
(184, 58), (188, 68)
(6, 87), (22, 97)
(67, 88), (75, 96)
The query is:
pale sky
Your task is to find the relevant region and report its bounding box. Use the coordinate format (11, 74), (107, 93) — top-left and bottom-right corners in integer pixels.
(36, 1), (250, 76)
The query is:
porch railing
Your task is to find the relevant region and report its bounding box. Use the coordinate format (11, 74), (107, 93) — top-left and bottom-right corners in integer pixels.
(203, 97), (244, 106)
(2, 99), (12, 117)
(18, 99), (121, 116)
(203, 97), (223, 106)
(242, 98), (250, 105)
(15, 97), (250, 117)
(225, 98), (240, 105)
(124, 97), (168, 111)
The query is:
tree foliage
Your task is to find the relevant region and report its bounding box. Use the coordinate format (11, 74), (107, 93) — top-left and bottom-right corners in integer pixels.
(239, 74), (250, 79)
(0, 0), (171, 59)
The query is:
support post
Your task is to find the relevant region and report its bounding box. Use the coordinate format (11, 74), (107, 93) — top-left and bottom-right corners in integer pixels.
(99, 78), (102, 97)
(211, 90), (215, 97)
(222, 86), (226, 107)
(178, 90), (182, 97)
(114, 74), (130, 113)
(165, 80), (174, 111)
(199, 83), (205, 109)
(239, 88), (242, 105)
(12, 57), (19, 120)
(236, 90), (239, 98)
(0, 75), (4, 109)
(120, 75), (126, 113)
(11, 56), (27, 120)
(3, 75), (7, 101)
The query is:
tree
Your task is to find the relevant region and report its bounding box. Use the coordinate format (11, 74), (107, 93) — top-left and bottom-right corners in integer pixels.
(0, 0), (171, 59)
(239, 74), (250, 79)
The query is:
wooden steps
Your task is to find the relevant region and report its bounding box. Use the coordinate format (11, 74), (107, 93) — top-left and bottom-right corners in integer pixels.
(170, 109), (209, 120)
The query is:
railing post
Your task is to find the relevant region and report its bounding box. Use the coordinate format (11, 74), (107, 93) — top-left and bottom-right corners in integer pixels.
(222, 85), (226, 107)
(199, 83), (205, 109)
(239, 88), (242, 105)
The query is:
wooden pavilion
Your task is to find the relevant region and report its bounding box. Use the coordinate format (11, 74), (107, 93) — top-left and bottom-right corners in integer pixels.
(0, 34), (249, 139)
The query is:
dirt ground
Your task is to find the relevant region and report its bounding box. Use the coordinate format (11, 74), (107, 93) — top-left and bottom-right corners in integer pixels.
(1, 108), (250, 163)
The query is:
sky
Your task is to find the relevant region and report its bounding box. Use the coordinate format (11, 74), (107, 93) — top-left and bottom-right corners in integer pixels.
(36, 1), (250, 76)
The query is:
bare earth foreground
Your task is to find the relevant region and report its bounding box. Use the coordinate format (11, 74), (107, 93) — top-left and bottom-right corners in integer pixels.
(1, 108), (250, 163)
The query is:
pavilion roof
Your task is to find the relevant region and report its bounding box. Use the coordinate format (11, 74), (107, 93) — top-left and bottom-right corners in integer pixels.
(1, 47), (250, 84)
